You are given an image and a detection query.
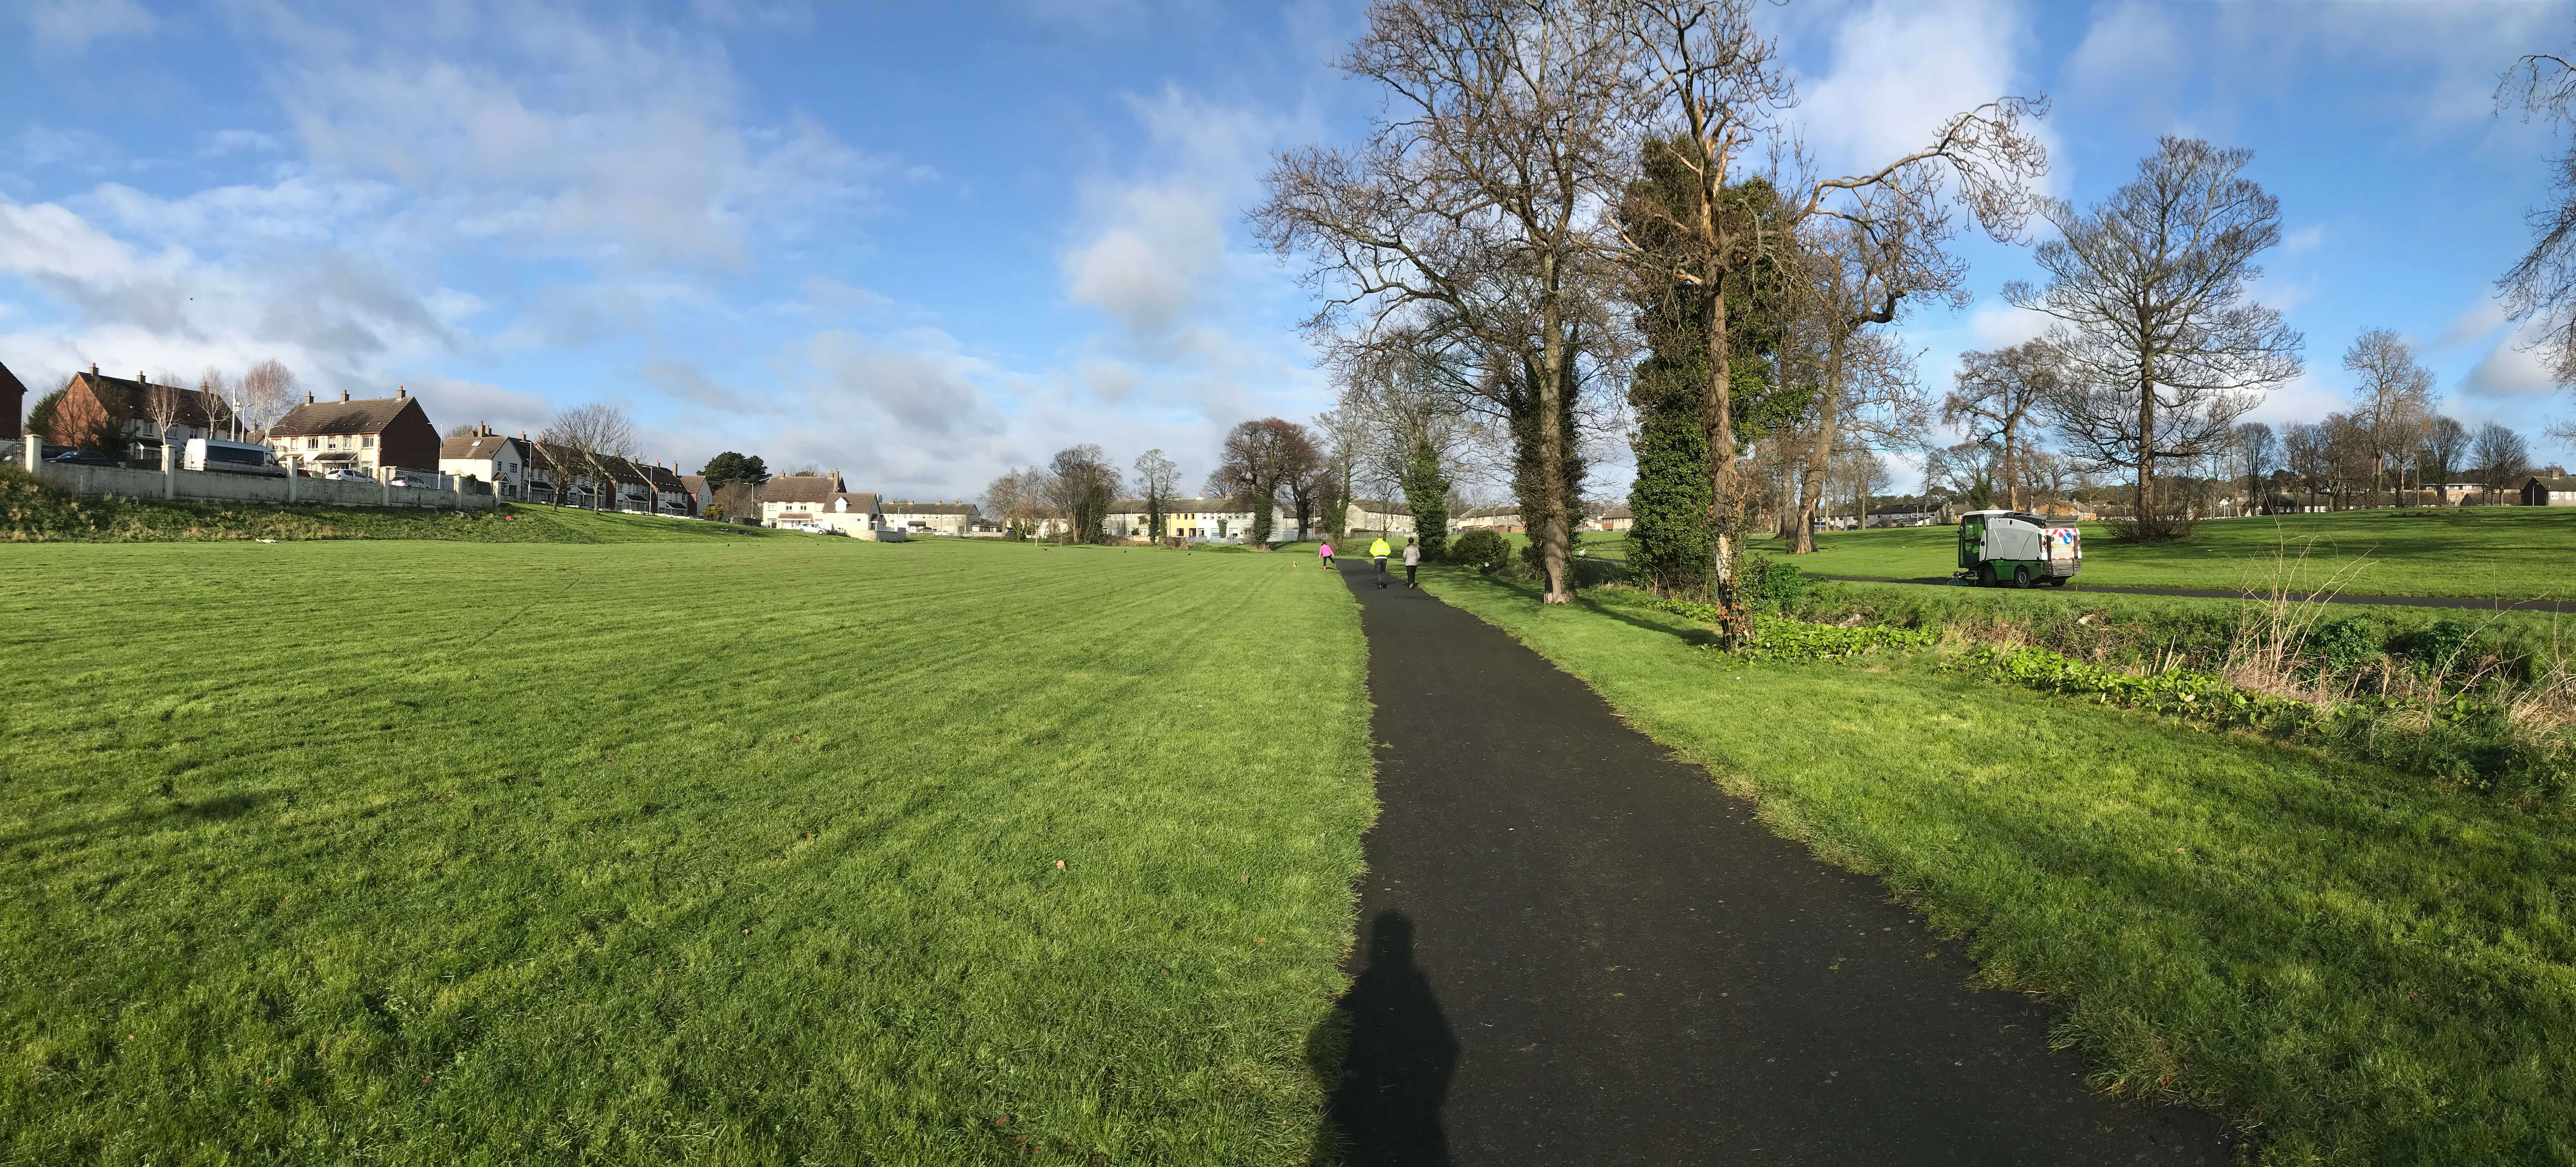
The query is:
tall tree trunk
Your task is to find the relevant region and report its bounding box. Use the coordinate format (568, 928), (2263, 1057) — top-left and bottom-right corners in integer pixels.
(1793, 329), (1846, 553)
(2136, 356), (2158, 538)
(1534, 285), (1574, 604)
(1703, 273), (1748, 643)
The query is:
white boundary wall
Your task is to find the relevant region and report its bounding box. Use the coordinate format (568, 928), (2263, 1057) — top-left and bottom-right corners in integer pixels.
(8, 439), (496, 511)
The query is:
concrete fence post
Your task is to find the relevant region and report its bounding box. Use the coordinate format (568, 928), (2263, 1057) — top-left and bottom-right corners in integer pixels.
(161, 443), (177, 499)
(21, 435), (37, 473)
(285, 456), (298, 503)
(380, 465), (391, 508)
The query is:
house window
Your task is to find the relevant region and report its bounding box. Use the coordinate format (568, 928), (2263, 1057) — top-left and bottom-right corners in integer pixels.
(305, 438), (318, 449)
(363, 436), (375, 448)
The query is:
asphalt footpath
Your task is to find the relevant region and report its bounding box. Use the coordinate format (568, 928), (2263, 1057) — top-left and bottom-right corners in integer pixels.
(1317, 558), (2239, 1166)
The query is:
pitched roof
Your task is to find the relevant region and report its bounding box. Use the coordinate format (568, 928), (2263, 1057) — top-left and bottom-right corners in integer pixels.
(0, 361), (25, 403)
(72, 369), (234, 428)
(1351, 498), (1412, 515)
(881, 499), (977, 515)
(271, 395), (424, 437)
(2527, 476), (2576, 491)
(1457, 505), (1520, 519)
(439, 433), (523, 461)
(1595, 504), (1631, 520)
(762, 473), (847, 504)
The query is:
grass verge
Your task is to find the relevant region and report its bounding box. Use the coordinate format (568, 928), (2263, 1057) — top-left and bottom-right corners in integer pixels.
(1419, 566), (2576, 1166)
(1759, 506), (2576, 599)
(0, 538), (1375, 1165)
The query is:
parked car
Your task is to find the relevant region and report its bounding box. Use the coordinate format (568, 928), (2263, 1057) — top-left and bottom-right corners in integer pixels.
(44, 447), (120, 467)
(388, 472), (443, 489)
(323, 468), (373, 482)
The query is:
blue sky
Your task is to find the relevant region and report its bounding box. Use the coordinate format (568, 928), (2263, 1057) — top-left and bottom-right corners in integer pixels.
(4, 0), (2574, 500)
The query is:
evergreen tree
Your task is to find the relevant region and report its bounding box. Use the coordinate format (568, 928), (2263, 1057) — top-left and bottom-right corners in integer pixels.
(1401, 439), (1449, 559)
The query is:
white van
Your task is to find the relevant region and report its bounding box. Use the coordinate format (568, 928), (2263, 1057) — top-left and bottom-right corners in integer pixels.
(184, 438), (286, 477)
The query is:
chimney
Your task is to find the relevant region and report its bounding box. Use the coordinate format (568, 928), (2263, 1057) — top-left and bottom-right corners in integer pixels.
(305, 391), (316, 404)
(340, 389), (350, 402)
(396, 386), (406, 399)
(138, 371), (147, 386)
(90, 363), (99, 376)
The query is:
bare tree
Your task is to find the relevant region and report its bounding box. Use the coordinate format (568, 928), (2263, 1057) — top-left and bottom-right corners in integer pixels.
(1207, 419), (1316, 545)
(2419, 415), (2469, 491)
(2498, 51), (2576, 401)
(711, 481), (760, 523)
(2341, 328), (2439, 507)
(2471, 421), (2534, 492)
(2234, 421), (2277, 515)
(197, 368), (235, 440)
(1942, 340), (2065, 514)
(1132, 449), (1181, 543)
(1044, 445), (1121, 544)
(1256, 0), (1638, 602)
(1616, 0), (2047, 634)
(983, 467), (1051, 540)
(2014, 137), (2303, 540)
(239, 359), (300, 437)
(539, 403), (637, 511)
(142, 377), (186, 454)
(1311, 405), (1372, 539)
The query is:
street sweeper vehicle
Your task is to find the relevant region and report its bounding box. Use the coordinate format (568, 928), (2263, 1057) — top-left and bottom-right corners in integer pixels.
(1955, 509), (2081, 587)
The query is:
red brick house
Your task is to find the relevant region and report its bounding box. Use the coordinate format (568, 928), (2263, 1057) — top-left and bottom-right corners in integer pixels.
(0, 361), (25, 441)
(263, 387), (440, 473)
(43, 365), (237, 453)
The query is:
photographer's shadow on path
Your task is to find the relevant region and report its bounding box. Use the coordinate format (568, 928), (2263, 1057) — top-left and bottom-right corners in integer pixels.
(1312, 911), (1460, 1167)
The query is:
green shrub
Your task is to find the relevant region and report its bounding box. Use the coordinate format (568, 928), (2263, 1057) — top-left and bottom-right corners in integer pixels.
(1946, 643), (2573, 806)
(1449, 528), (1510, 571)
(2304, 617), (2383, 677)
(1739, 554), (1809, 613)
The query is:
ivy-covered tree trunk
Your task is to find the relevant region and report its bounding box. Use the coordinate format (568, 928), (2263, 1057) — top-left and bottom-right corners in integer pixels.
(1627, 350), (1713, 599)
(1401, 441), (1449, 559)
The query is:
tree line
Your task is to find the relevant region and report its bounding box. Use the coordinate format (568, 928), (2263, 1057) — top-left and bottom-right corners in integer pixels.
(1256, 1), (2576, 642)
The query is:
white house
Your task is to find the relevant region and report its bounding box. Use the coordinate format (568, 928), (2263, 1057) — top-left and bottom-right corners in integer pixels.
(1346, 498), (1415, 535)
(1109, 495), (1301, 542)
(1453, 505), (1519, 532)
(438, 426), (530, 500)
(760, 472), (850, 527)
(881, 499), (979, 535)
(813, 492), (885, 534)
(1589, 504), (1631, 532)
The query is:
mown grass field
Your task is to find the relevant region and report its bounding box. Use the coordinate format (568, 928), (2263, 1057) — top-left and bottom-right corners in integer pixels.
(1749, 506), (2576, 599)
(0, 537), (1375, 1165)
(1421, 568), (2576, 1166)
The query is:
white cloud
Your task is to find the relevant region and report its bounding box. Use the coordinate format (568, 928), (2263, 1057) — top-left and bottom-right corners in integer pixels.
(807, 328), (1005, 439)
(2463, 323), (2563, 399)
(260, 5), (889, 269)
(1964, 303), (2050, 348)
(2065, 2), (2185, 121)
(22, 0), (153, 54)
(2282, 224), (2323, 253)
(1776, 0), (2056, 192)
(2435, 297), (2510, 348)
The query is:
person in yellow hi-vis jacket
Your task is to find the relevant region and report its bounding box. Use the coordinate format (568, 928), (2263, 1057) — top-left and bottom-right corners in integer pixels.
(1368, 536), (1392, 588)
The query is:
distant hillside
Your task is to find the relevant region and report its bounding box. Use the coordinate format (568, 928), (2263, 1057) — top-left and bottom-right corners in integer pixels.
(0, 467), (775, 544)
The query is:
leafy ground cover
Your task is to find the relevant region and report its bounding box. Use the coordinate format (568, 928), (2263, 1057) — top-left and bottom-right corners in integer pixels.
(1420, 567), (2576, 1166)
(1757, 506), (2576, 599)
(0, 465), (780, 543)
(0, 538), (1375, 1165)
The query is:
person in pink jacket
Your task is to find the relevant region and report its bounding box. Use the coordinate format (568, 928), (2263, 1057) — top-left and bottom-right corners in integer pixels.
(1318, 540), (1335, 569)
